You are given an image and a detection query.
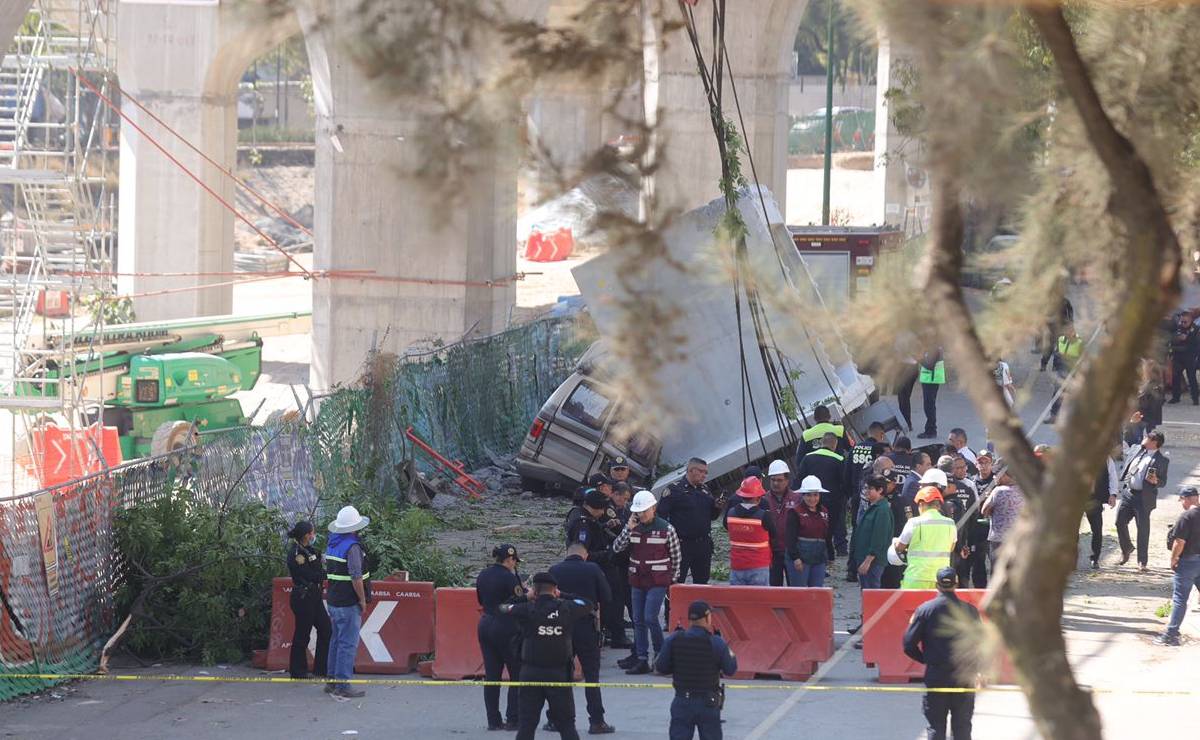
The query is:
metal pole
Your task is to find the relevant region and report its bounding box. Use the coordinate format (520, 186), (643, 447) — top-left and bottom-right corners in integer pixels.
(821, 0), (835, 225)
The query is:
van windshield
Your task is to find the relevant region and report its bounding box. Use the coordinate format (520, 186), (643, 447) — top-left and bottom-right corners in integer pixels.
(561, 381), (613, 431)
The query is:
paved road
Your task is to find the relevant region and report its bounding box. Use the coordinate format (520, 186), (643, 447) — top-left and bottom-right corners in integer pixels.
(2, 368), (1197, 739)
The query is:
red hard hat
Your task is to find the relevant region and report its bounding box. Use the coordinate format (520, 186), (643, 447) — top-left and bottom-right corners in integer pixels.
(737, 476), (766, 499)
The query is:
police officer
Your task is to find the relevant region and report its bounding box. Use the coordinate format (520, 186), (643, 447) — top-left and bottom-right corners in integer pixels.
(659, 458), (724, 586)
(799, 404), (850, 454)
(476, 544), (527, 731)
(285, 520), (331, 679)
(501, 573), (595, 740)
(567, 489), (624, 646)
(902, 567), (982, 740)
(654, 600), (738, 740)
(549, 544), (615, 734)
(608, 457), (632, 485)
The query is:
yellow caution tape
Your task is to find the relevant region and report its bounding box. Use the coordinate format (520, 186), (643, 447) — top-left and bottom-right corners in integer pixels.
(0, 672), (1193, 696)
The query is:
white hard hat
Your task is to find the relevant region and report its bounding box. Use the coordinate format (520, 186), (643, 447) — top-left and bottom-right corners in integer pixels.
(630, 490), (657, 513)
(887, 539), (906, 566)
(328, 505), (370, 533)
(919, 468), (949, 488)
(767, 460), (791, 476)
(794, 475), (828, 494)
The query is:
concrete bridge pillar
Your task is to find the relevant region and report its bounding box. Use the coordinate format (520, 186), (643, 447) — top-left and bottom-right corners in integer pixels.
(652, 0), (803, 214)
(116, 1), (295, 320)
(301, 1), (522, 389)
(873, 34), (929, 233)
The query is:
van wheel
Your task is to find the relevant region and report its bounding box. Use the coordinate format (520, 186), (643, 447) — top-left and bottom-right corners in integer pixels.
(520, 476), (546, 495)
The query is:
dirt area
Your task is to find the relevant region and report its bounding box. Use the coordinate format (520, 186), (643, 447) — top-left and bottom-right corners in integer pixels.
(233, 165), (314, 254)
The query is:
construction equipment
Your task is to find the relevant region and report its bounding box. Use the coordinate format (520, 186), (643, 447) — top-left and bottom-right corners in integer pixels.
(15, 311), (310, 460)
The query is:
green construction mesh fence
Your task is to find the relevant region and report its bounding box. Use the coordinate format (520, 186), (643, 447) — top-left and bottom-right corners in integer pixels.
(1, 315), (588, 701)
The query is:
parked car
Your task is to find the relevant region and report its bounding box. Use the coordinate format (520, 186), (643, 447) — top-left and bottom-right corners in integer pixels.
(789, 106), (876, 155)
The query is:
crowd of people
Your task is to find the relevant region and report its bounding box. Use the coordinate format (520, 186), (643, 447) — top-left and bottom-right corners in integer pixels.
(271, 309), (1200, 739)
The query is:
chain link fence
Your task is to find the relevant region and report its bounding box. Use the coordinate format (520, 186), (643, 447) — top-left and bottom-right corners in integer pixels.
(1, 316), (588, 700)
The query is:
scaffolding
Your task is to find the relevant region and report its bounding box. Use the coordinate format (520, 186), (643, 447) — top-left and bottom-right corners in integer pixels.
(0, 0), (117, 496)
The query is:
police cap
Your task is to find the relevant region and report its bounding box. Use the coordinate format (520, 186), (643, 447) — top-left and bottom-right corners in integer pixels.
(492, 544), (520, 562)
(589, 473), (613, 488)
(935, 567), (957, 590)
(532, 572), (557, 586)
(584, 489), (609, 509)
(609, 456), (629, 470)
(1180, 486), (1199, 498)
(687, 600), (712, 620)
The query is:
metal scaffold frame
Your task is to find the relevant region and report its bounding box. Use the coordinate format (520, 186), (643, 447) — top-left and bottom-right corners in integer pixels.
(0, 0), (118, 497)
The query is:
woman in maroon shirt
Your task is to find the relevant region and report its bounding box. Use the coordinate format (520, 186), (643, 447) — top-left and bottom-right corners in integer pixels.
(785, 476), (831, 587)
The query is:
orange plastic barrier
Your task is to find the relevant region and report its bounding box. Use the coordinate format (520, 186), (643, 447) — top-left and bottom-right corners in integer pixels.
(266, 574), (434, 674)
(667, 584), (834, 680)
(861, 589), (1015, 683)
(23, 424), (122, 488)
(430, 587), (488, 679)
(523, 227), (574, 262)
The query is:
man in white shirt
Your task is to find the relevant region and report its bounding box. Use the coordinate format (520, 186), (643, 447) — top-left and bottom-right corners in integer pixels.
(947, 429), (978, 476)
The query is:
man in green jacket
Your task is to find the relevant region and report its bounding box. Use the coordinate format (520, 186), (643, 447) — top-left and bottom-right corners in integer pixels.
(850, 476), (894, 589)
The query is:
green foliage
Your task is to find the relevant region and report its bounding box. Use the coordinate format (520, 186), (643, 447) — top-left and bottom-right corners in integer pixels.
(79, 293), (136, 326)
(113, 491), (287, 664)
(1154, 602), (1171, 619)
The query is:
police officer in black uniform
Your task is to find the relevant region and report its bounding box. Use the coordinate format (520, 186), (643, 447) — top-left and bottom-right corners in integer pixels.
(902, 567), (982, 740)
(476, 544), (527, 731)
(655, 600), (738, 740)
(501, 573), (595, 740)
(566, 489), (624, 647)
(285, 520), (331, 679)
(549, 544), (615, 734)
(658, 458), (724, 585)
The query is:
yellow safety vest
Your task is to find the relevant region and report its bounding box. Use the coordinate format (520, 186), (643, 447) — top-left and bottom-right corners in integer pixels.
(802, 422), (845, 446)
(1057, 336), (1083, 368)
(900, 511), (956, 589)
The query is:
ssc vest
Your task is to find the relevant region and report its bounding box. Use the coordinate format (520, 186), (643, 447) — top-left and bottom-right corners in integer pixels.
(670, 632), (721, 693)
(628, 522), (673, 589)
(726, 512), (772, 571)
(521, 598), (577, 670)
(901, 512), (956, 588)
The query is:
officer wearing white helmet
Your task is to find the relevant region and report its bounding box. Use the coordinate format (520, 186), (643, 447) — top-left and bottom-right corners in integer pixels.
(763, 460), (802, 585)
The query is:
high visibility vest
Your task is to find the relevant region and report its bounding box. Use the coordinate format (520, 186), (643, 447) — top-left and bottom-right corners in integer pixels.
(326, 537), (373, 607)
(802, 421), (845, 447)
(807, 448), (844, 463)
(900, 511), (956, 589)
(1057, 336), (1083, 368)
(727, 513), (772, 571)
(919, 361), (946, 385)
